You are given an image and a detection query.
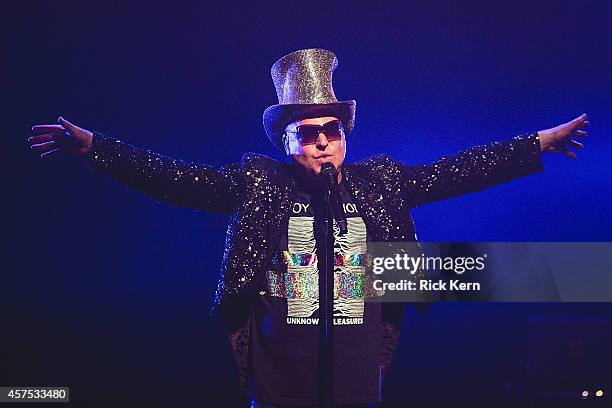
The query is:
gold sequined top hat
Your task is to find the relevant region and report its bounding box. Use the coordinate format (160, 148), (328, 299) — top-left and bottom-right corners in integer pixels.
(263, 48), (356, 151)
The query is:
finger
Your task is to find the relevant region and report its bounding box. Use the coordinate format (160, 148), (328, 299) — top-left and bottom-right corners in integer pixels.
(32, 125), (66, 134)
(40, 148), (61, 158)
(574, 113), (588, 122)
(31, 140), (60, 153)
(562, 149), (577, 159)
(570, 140), (584, 149)
(574, 130), (588, 138)
(567, 113), (588, 130)
(58, 116), (78, 131)
(28, 133), (56, 144)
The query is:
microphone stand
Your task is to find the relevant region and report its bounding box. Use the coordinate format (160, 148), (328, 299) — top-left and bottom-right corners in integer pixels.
(318, 186), (335, 408)
(317, 163), (347, 408)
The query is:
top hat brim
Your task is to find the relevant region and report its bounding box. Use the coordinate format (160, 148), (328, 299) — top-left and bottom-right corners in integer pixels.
(263, 101), (356, 152)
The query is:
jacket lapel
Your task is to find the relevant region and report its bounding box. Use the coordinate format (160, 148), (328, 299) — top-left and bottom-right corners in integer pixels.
(342, 163), (395, 242)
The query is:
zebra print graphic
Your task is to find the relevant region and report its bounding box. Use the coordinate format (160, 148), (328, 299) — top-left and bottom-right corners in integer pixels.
(287, 217), (315, 253)
(286, 216), (368, 321)
(287, 216), (317, 318)
(333, 218), (368, 319)
(333, 217), (368, 254)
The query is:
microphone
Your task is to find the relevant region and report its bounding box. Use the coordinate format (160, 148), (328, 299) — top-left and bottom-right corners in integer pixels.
(320, 162), (348, 235)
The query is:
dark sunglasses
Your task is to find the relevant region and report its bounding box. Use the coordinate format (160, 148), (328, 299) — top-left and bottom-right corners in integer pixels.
(287, 120), (345, 145)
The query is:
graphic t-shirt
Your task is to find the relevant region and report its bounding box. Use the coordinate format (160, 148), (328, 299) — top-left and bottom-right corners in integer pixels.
(247, 181), (383, 405)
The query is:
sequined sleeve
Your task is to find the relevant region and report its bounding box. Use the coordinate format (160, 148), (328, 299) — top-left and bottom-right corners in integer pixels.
(399, 133), (543, 207)
(86, 131), (243, 213)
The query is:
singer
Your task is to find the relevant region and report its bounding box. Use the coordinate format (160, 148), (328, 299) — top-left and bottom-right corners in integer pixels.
(28, 48), (589, 408)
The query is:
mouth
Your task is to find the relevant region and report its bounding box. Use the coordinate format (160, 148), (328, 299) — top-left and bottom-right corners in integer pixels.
(314, 155), (333, 160)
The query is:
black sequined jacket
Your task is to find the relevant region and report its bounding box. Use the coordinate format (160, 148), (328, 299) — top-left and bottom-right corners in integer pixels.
(86, 131), (542, 391)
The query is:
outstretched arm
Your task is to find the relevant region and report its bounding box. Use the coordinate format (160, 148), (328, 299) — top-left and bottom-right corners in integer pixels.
(29, 117), (243, 213)
(398, 113), (588, 208)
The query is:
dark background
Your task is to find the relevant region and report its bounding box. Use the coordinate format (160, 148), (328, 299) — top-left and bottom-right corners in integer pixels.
(4, 0), (612, 406)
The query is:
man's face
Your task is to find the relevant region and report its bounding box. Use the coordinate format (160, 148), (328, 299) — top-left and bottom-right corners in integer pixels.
(284, 116), (347, 176)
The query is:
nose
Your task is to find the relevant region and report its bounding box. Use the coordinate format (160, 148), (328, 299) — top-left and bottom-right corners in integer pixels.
(316, 132), (329, 150)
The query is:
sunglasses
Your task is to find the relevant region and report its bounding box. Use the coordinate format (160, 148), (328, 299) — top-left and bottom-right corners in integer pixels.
(286, 120), (345, 145)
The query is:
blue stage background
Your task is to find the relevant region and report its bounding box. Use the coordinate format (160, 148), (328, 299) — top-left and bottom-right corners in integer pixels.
(5, 1), (612, 406)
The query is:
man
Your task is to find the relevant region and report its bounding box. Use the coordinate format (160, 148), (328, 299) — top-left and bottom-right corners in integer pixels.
(29, 48), (588, 407)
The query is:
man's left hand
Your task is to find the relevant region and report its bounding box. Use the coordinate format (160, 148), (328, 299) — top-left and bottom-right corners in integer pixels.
(538, 113), (589, 159)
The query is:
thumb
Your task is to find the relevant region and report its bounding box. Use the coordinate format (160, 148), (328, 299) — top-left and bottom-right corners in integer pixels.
(58, 116), (77, 131)
(569, 113), (588, 129)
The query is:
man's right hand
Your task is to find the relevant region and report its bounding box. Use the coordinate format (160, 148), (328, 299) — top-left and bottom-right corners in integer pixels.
(29, 117), (93, 159)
